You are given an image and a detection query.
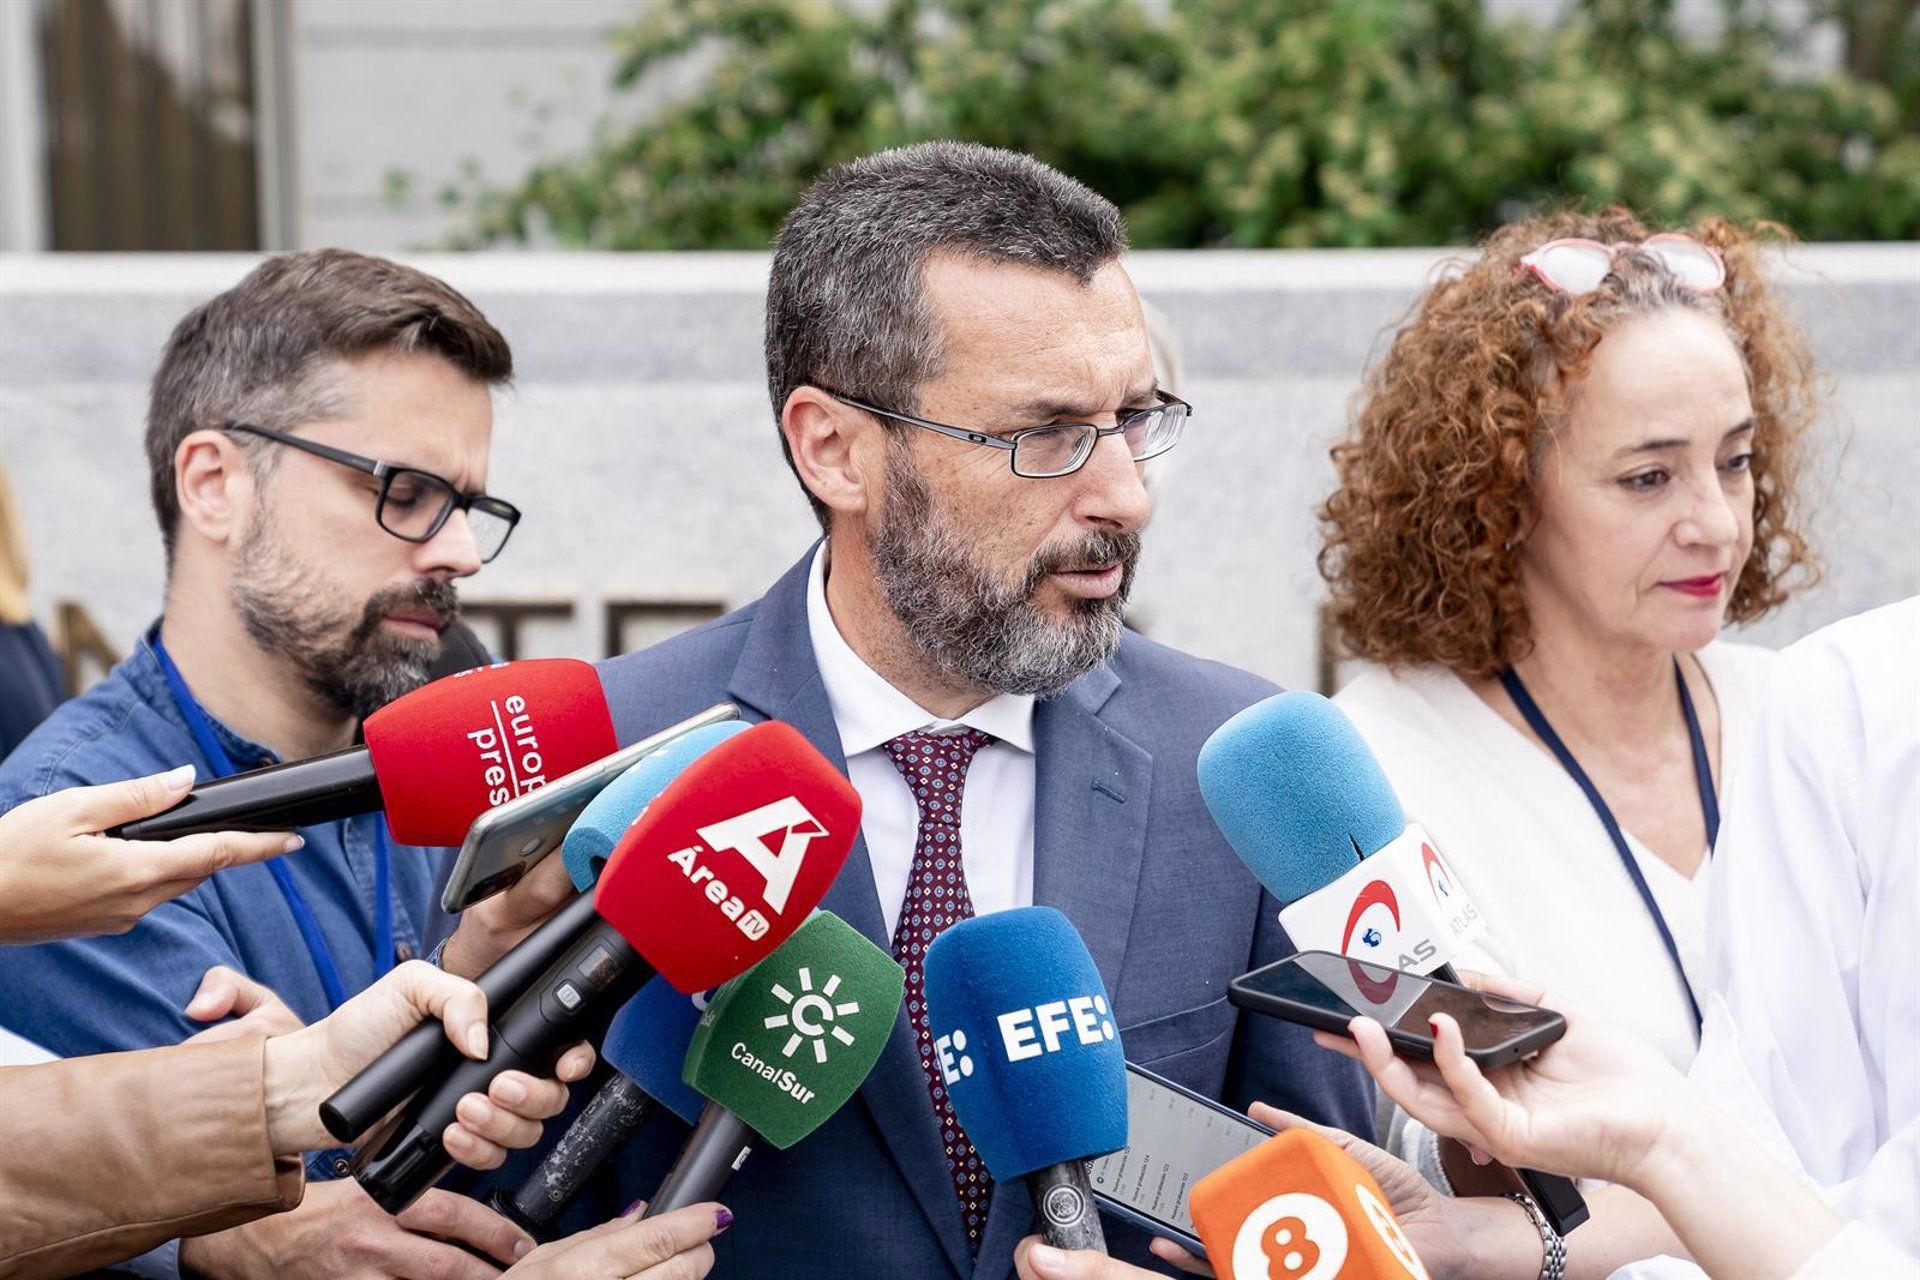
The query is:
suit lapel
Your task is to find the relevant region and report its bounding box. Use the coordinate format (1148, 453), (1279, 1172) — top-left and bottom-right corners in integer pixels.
(725, 549), (977, 1277)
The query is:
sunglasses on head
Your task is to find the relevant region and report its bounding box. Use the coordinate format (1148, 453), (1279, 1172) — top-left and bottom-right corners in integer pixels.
(1518, 233), (1726, 295)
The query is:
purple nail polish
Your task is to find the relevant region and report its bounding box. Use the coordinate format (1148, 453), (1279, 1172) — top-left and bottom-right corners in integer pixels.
(623, 1198), (646, 1218)
(714, 1206), (734, 1232)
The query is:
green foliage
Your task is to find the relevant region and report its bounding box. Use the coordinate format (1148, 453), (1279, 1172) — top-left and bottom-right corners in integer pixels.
(439, 0), (1920, 248)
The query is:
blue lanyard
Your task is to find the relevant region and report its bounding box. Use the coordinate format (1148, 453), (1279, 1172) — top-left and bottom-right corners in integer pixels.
(1499, 660), (1717, 1032)
(150, 633), (392, 1011)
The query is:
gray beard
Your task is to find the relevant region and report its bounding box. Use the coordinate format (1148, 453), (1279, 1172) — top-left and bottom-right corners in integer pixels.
(229, 516), (456, 722)
(867, 444), (1138, 699)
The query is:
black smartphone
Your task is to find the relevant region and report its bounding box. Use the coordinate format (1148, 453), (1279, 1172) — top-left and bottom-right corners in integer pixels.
(1229, 950), (1566, 1070)
(1088, 1062), (1273, 1252)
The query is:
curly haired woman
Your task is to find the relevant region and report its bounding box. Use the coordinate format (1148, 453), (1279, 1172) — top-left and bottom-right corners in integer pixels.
(1318, 208), (1820, 1191)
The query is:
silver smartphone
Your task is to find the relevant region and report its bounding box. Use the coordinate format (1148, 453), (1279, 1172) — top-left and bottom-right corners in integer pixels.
(439, 702), (741, 913)
(1089, 1062), (1273, 1251)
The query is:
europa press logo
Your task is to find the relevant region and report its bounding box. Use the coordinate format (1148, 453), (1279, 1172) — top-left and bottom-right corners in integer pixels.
(763, 966), (862, 1064)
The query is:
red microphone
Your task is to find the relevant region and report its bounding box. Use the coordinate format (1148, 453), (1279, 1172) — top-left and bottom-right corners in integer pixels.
(341, 719), (861, 1212)
(115, 659), (618, 846)
(1190, 1130), (1431, 1280)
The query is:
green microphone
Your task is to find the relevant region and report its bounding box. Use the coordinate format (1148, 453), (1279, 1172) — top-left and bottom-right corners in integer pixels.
(644, 910), (904, 1216)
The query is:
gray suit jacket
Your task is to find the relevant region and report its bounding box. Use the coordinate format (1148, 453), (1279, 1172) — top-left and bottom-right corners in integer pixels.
(593, 549), (1374, 1278)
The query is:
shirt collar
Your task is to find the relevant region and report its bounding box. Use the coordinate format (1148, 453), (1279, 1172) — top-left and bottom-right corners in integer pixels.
(804, 542), (1035, 758)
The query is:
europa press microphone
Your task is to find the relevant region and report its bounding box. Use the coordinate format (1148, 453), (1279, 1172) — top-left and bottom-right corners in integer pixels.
(115, 658), (618, 842)
(1190, 1130), (1431, 1280)
(923, 906), (1129, 1252)
(1197, 691), (1589, 1235)
(341, 721), (862, 1213)
(643, 908), (903, 1216)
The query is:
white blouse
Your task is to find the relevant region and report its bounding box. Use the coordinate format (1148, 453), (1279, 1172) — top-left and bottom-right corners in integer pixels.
(1333, 641), (1776, 1073)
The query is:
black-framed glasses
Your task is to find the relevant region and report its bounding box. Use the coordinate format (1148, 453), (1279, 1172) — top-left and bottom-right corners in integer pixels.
(225, 423), (521, 563)
(824, 387), (1191, 478)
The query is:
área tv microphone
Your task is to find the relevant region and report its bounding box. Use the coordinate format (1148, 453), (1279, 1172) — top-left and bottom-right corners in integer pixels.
(117, 658), (618, 845)
(318, 719), (747, 1144)
(923, 906), (1128, 1252)
(1197, 691), (1588, 1235)
(1189, 1129), (1431, 1280)
(345, 721), (861, 1213)
(643, 909), (903, 1217)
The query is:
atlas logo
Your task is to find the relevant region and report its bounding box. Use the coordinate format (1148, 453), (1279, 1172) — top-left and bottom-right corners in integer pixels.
(1340, 882), (1403, 1001)
(464, 693), (549, 806)
(996, 995), (1117, 1063)
(665, 795), (829, 941)
(762, 966), (861, 1065)
(1421, 844), (1452, 902)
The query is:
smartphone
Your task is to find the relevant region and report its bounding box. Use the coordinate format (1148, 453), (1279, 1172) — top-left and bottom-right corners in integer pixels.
(439, 702), (741, 913)
(1228, 950), (1566, 1070)
(1088, 1062), (1274, 1252)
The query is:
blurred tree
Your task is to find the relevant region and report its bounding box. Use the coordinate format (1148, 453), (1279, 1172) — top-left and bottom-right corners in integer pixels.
(437, 0), (1920, 247)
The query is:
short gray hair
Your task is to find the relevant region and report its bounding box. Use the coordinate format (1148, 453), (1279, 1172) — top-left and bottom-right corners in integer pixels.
(764, 142), (1128, 529)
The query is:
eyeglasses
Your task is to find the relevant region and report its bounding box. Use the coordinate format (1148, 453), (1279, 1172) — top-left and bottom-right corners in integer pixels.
(224, 423), (521, 563)
(1518, 233), (1726, 295)
(824, 388), (1190, 479)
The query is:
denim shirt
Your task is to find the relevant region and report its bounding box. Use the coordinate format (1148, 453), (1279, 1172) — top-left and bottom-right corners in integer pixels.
(0, 626), (455, 1274)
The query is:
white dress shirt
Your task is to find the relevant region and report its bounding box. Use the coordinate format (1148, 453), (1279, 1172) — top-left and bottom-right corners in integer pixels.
(805, 543), (1037, 941)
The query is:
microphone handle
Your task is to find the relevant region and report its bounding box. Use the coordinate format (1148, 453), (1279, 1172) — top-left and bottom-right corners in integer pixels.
(643, 1101), (755, 1218)
(322, 890), (603, 1142)
(508, 1074), (658, 1234)
(1431, 963), (1590, 1236)
(1028, 1160), (1106, 1252)
(351, 920), (657, 1215)
(114, 745), (380, 838)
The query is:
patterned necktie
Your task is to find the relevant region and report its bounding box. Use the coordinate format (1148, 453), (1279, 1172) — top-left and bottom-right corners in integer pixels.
(882, 726), (995, 1249)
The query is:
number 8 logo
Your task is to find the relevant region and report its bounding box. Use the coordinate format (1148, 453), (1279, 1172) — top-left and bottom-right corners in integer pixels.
(1231, 1193), (1349, 1280)
(1357, 1182), (1431, 1280)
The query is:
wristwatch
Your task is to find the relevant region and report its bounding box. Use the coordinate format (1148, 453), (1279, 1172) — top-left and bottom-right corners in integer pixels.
(1502, 1190), (1568, 1280)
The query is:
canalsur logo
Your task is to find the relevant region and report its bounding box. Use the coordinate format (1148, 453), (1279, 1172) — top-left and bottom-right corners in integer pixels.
(762, 966), (862, 1065)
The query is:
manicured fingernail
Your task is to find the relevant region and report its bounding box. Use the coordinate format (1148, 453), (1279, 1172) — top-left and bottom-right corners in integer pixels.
(281, 834), (305, 853)
(162, 764), (196, 791)
(1029, 1244), (1066, 1275)
(623, 1198), (646, 1218)
(513, 1238), (533, 1260)
(494, 1076), (526, 1105)
(714, 1206), (733, 1232)
(467, 1024), (488, 1058)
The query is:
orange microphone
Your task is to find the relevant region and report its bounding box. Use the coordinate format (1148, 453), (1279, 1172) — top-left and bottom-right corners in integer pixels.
(1190, 1130), (1430, 1280)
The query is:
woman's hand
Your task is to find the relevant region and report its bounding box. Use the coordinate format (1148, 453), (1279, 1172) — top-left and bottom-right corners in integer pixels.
(0, 765), (300, 942)
(253, 960), (596, 1166)
(1322, 970), (1695, 1189)
(507, 1202), (730, 1278)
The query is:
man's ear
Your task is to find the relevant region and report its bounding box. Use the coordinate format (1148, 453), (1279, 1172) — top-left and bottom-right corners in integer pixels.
(781, 387), (875, 524)
(174, 430), (256, 550)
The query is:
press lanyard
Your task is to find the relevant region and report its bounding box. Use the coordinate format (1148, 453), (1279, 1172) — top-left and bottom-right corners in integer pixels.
(150, 632), (392, 1011)
(1499, 660), (1717, 1032)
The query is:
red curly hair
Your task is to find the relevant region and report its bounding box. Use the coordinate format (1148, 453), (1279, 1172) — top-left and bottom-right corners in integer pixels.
(1318, 207), (1820, 678)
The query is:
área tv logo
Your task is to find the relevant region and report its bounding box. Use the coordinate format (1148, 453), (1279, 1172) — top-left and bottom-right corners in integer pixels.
(666, 794), (829, 941)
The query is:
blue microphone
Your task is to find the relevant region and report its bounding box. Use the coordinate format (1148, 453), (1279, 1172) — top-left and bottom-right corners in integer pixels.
(923, 906), (1127, 1251)
(561, 720), (753, 891)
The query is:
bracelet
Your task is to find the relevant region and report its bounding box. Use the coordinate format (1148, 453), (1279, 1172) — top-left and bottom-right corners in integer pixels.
(1501, 1191), (1567, 1280)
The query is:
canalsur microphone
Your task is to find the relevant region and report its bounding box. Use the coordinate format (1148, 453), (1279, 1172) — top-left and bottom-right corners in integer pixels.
(923, 906), (1127, 1252)
(1198, 691), (1588, 1234)
(644, 909), (903, 1217)
(343, 721), (861, 1213)
(117, 658), (618, 845)
(1189, 1129), (1431, 1280)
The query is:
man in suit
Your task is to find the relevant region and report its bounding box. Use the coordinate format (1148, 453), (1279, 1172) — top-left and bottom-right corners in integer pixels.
(594, 141), (1373, 1278)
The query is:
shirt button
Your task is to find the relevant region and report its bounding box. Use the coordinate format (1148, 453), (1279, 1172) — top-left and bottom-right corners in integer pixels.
(394, 942), (415, 963)
(331, 1156), (352, 1177)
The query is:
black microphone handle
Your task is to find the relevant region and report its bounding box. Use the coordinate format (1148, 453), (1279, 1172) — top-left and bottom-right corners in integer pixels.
(114, 745), (381, 838)
(1028, 1160), (1107, 1252)
(1431, 962), (1589, 1236)
(642, 1101), (755, 1218)
(508, 1074), (658, 1235)
(352, 921), (657, 1214)
(322, 890), (605, 1142)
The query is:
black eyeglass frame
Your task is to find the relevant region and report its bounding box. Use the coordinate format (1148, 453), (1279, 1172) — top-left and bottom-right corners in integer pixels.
(822, 387), (1191, 478)
(223, 422), (522, 562)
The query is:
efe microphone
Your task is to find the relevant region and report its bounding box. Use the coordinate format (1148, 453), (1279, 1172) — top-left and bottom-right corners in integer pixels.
(117, 658), (618, 844)
(923, 906), (1128, 1252)
(1198, 691), (1588, 1234)
(644, 908), (902, 1216)
(1190, 1129), (1431, 1280)
(343, 720), (861, 1212)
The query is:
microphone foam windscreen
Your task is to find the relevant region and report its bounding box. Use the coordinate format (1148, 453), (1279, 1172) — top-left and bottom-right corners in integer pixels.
(1197, 691), (1406, 905)
(562, 721), (753, 891)
(922, 906), (1127, 1180)
(1190, 1129), (1430, 1280)
(595, 721), (860, 993)
(601, 976), (710, 1124)
(682, 910), (903, 1148)
(364, 658), (618, 847)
